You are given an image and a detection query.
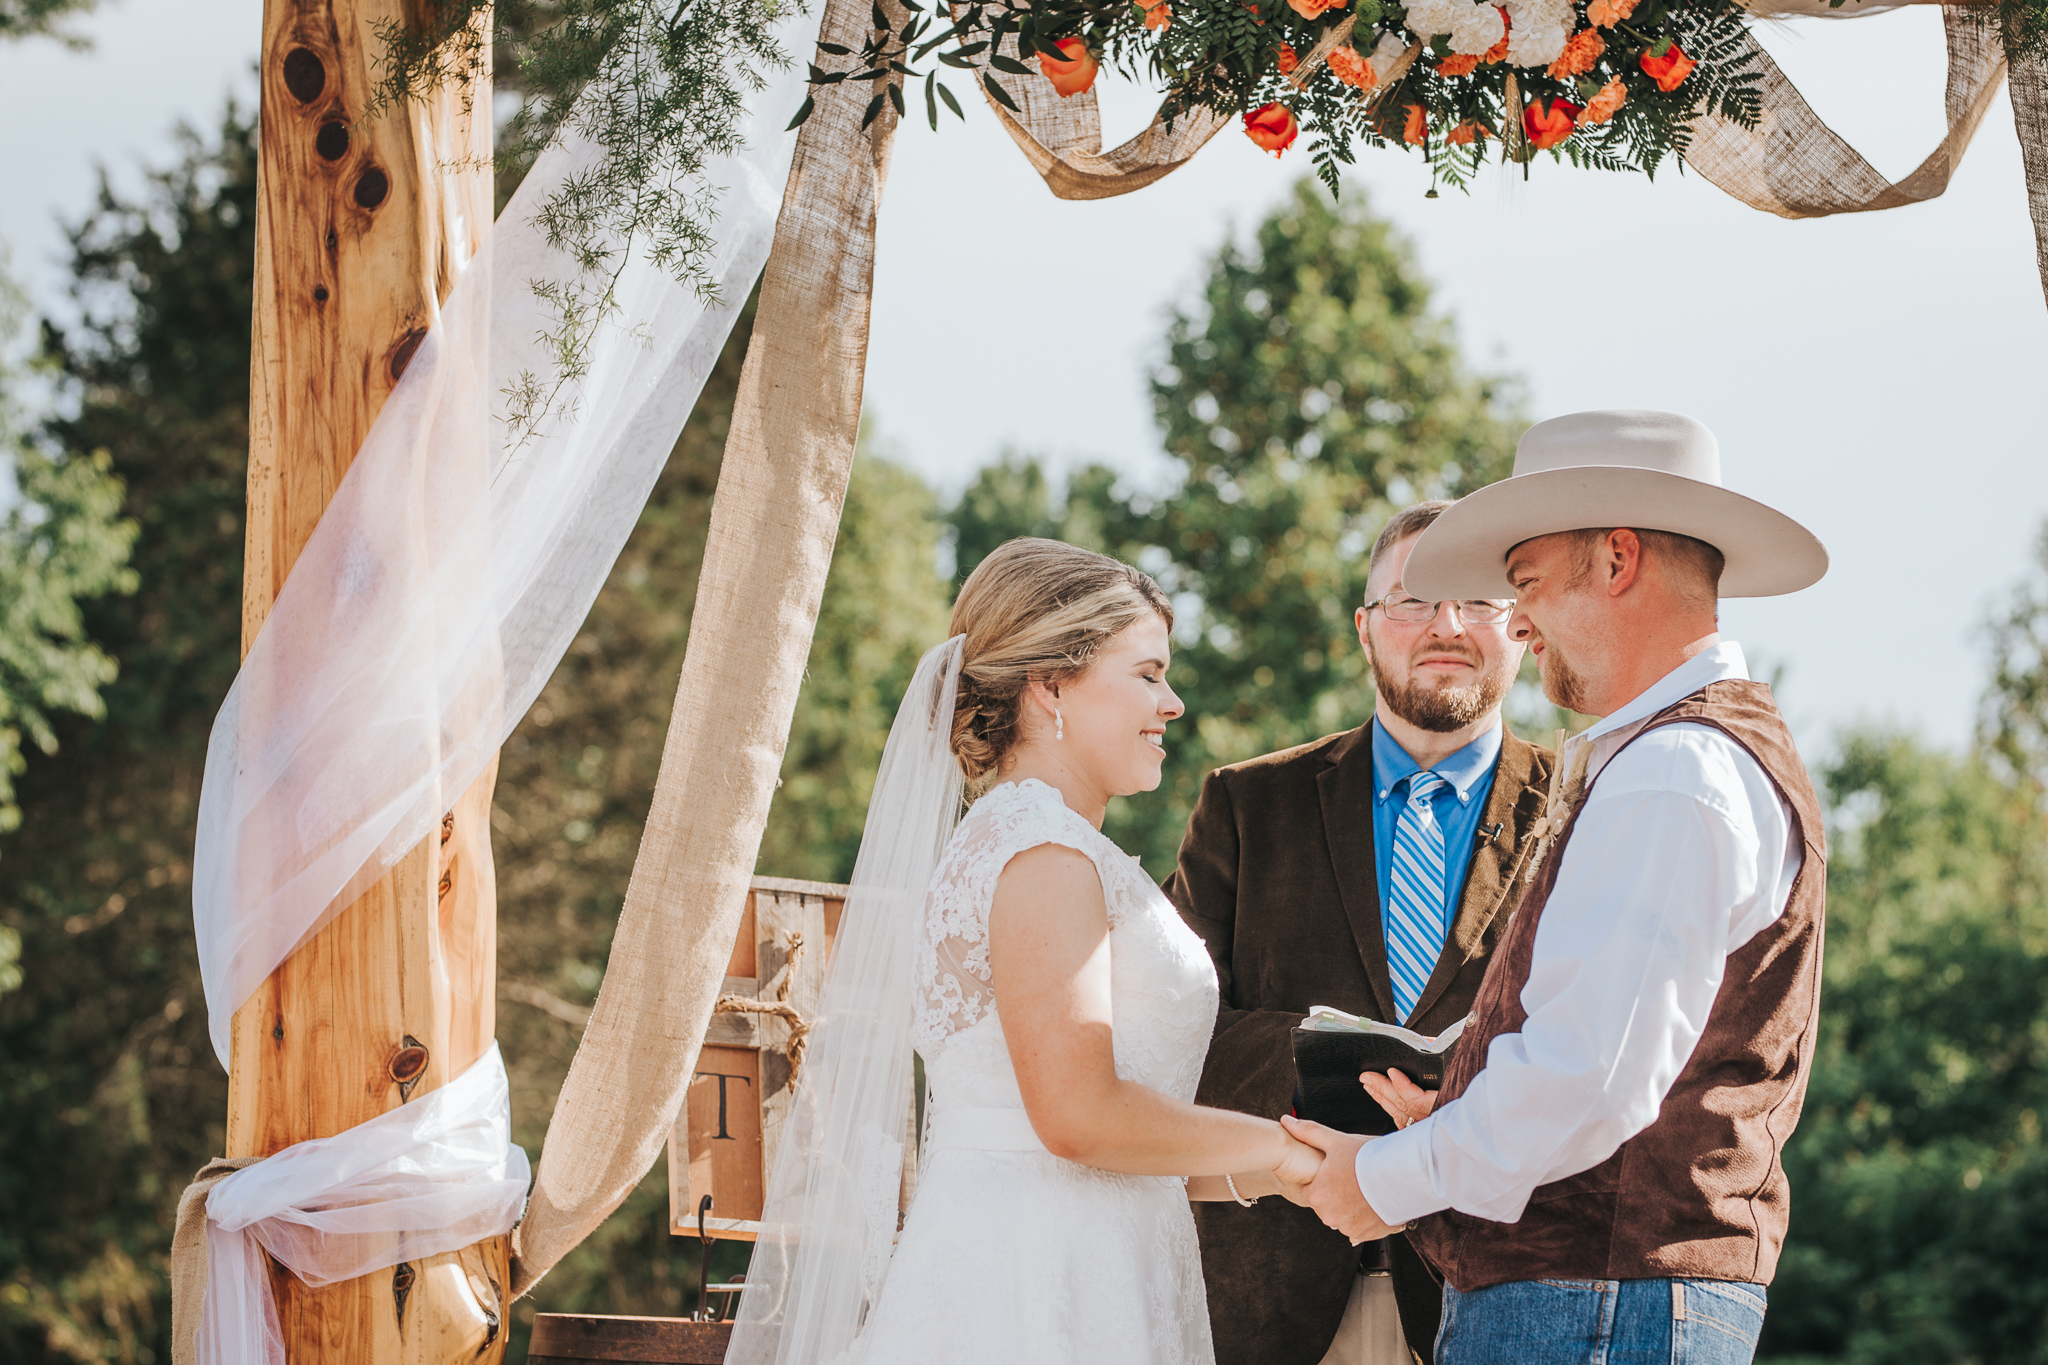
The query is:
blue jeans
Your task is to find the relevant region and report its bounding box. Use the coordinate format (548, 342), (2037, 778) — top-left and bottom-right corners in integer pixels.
(1436, 1277), (1768, 1365)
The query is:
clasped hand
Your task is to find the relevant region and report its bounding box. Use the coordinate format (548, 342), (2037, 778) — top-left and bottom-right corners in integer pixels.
(1276, 1068), (1439, 1242)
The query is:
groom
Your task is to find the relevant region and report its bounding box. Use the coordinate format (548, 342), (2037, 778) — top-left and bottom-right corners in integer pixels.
(1286, 410), (1830, 1363)
(1164, 500), (1556, 1365)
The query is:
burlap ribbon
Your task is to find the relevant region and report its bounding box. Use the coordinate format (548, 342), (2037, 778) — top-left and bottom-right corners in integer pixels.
(507, 0), (906, 1297)
(168, 1159), (255, 1365)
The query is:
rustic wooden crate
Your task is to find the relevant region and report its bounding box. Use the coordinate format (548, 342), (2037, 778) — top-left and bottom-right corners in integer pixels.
(527, 1313), (732, 1365)
(668, 876), (917, 1240)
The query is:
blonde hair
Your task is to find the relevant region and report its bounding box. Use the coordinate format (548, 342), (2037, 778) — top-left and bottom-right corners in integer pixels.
(948, 538), (1173, 784)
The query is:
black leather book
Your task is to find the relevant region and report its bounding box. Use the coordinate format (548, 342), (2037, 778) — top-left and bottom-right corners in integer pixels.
(1291, 1007), (1466, 1137)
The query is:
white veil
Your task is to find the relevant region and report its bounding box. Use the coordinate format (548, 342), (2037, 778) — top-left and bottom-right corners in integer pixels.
(725, 634), (966, 1365)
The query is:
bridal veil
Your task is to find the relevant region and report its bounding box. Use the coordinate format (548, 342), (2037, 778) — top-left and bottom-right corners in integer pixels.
(725, 635), (966, 1365)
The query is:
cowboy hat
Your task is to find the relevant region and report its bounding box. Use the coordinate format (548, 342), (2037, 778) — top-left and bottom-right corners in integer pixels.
(1402, 409), (1828, 600)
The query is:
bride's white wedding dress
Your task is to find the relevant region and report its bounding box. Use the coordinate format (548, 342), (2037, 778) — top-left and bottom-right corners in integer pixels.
(847, 777), (1221, 1364)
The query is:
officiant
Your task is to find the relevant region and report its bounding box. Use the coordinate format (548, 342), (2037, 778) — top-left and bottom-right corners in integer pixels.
(1164, 501), (1556, 1365)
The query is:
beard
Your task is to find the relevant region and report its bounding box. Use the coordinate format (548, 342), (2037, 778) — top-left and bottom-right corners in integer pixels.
(1538, 637), (1594, 714)
(1366, 634), (1518, 734)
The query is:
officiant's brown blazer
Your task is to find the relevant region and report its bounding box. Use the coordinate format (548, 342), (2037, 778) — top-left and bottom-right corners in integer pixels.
(1164, 723), (1554, 1365)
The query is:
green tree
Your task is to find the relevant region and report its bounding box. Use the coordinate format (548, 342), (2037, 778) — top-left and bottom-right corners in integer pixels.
(0, 109), (257, 1364)
(0, 0), (97, 42)
(1984, 524), (2048, 800)
(962, 179), (1525, 871)
(0, 248), (138, 846)
(1760, 730), (2048, 1364)
(949, 451), (1066, 589)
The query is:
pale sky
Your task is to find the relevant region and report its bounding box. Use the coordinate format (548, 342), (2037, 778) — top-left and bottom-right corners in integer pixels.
(3, 0), (2044, 753)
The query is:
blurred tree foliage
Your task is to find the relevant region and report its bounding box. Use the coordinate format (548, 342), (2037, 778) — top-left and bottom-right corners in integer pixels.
(1760, 728), (2048, 1363)
(0, 0), (96, 42)
(0, 109), (257, 1363)
(0, 248), (136, 843)
(1984, 525), (2048, 800)
(953, 179), (1525, 872)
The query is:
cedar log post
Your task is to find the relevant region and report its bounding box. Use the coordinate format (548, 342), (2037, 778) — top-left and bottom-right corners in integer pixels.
(230, 2), (508, 1362)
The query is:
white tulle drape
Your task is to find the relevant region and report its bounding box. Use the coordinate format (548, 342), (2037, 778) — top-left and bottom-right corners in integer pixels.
(190, 9), (818, 1066)
(726, 637), (966, 1365)
(197, 1045), (530, 1365)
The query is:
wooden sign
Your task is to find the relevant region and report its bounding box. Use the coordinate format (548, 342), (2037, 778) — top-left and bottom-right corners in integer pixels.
(669, 876), (918, 1240)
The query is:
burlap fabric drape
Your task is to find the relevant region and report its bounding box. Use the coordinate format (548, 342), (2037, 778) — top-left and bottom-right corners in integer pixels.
(507, 0), (907, 1296)
(2010, 38), (2048, 292)
(1689, 4), (2007, 216)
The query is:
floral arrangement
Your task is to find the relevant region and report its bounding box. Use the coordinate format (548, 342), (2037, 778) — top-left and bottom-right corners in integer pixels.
(800, 0), (1766, 193)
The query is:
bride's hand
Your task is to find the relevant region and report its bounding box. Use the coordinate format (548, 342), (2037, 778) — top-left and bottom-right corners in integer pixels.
(1361, 1068), (1437, 1130)
(1270, 1129), (1323, 1204)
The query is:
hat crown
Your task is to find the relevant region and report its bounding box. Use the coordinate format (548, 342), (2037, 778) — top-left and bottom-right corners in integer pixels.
(1512, 409), (1721, 486)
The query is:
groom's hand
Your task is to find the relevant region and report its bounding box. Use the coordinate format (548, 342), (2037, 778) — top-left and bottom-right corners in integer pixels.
(1280, 1115), (1399, 1243)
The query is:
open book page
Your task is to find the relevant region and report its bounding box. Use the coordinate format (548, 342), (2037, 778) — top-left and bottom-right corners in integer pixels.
(1301, 1005), (1467, 1054)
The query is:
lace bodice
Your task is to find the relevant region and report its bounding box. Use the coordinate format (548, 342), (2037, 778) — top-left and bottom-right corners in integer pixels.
(911, 779), (1219, 1115)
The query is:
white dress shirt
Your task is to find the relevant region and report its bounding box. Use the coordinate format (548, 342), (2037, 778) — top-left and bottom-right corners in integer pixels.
(1355, 641), (1804, 1227)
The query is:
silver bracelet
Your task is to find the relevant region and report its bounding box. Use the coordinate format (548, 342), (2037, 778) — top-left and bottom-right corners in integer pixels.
(1224, 1173), (1256, 1207)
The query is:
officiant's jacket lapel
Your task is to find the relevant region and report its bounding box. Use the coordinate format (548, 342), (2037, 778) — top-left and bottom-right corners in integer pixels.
(1166, 722), (1552, 1365)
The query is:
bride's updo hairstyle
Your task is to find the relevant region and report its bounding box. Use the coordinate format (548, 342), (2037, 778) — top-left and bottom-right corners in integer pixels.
(949, 538), (1173, 784)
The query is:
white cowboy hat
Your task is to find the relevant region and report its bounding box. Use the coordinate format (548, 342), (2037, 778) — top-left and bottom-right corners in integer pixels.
(1403, 409), (1828, 600)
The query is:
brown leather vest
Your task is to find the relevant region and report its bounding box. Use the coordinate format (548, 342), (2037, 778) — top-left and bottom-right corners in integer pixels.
(1407, 681), (1827, 1290)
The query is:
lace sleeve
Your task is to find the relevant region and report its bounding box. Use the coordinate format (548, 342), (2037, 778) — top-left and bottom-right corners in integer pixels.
(912, 781), (1113, 1053)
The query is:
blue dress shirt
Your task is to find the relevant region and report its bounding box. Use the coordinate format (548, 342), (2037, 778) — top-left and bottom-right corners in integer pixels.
(1370, 718), (1504, 966)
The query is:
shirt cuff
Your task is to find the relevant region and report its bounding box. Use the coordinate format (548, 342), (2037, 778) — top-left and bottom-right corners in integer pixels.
(1354, 1120), (1448, 1227)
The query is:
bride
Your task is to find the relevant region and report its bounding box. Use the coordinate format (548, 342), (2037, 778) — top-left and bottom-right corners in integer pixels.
(728, 538), (1322, 1365)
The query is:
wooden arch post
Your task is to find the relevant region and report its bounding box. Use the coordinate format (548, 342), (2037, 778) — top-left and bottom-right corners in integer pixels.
(228, 2), (508, 1362)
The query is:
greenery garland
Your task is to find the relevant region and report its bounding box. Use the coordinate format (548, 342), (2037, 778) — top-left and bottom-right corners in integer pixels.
(375, 0), (800, 438)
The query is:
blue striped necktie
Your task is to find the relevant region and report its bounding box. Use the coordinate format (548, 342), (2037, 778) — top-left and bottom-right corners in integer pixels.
(1386, 771), (1451, 1023)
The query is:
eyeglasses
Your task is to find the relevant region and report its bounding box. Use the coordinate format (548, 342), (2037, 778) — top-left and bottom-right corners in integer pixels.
(1362, 595), (1514, 625)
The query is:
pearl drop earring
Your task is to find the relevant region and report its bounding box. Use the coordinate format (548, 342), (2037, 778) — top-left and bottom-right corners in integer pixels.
(1055, 707), (1064, 741)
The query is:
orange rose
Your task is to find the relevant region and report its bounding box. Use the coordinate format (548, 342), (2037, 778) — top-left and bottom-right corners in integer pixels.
(1402, 103), (1427, 145)
(1038, 37), (1099, 98)
(1522, 96), (1579, 149)
(1145, 1), (1172, 29)
(1326, 44), (1378, 90)
(1546, 28), (1604, 79)
(1587, 0), (1638, 26)
(1438, 52), (1479, 76)
(1484, 6), (1511, 62)
(1639, 41), (1695, 91)
(1287, 0), (1348, 15)
(1244, 102), (1299, 155)
(1446, 118), (1488, 144)
(1277, 42), (1299, 74)
(1580, 75), (1626, 124)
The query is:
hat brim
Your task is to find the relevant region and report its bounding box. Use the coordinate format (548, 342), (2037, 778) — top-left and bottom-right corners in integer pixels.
(1403, 466), (1828, 600)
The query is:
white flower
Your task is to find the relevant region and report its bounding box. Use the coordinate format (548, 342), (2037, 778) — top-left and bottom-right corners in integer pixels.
(1448, 2), (1505, 54)
(1403, 0), (1503, 55)
(1404, 0), (1455, 32)
(1370, 29), (1413, 78)
(1502, 0), (1572, 65)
